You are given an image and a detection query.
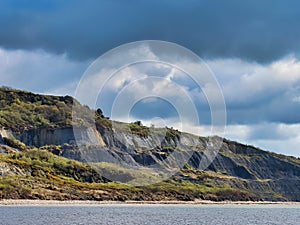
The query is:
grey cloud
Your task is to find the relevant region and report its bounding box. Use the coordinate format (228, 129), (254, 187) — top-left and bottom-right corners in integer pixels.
(0, 0), (300, 62)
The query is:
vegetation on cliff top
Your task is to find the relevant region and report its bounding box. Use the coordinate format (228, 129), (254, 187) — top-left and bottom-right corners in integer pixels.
(0, 87), (74, 131)
(0, 87), (102, 132)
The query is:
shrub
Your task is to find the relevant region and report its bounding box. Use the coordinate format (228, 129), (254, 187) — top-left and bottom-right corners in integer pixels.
(3, 137), (26, 151)
(129, 122), (150, 137)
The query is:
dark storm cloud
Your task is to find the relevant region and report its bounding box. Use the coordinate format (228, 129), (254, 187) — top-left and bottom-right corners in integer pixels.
(1, 0), (300, 62)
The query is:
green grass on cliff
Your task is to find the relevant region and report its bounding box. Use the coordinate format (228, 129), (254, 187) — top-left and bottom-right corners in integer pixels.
(0, 87), (107, 132)
(0, 147), (259, 201)
(0, 87), (293, 201)
(0, 87), (135, 134)
(0, 87), (74, 131)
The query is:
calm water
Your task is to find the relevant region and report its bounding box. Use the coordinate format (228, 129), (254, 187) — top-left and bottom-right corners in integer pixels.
(0, 204), (299, 225)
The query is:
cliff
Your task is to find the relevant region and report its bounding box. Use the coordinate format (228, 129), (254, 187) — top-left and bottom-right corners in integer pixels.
(0, 87), (299, 201)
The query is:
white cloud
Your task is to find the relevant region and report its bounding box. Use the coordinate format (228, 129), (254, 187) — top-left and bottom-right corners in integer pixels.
(0, 48), (90, 95)
(78, 46), (299, 156)
(1, 46), (300, 157)
(207, 56), (300, 105)
(73, 44), (160, 107)
(224, 123), (300, 157)
(252, 138), (300, 157)
(292, 96), (300, 102)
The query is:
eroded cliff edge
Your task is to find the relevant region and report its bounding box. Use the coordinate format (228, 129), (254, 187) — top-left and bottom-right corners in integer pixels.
(0, 87), (299, 201)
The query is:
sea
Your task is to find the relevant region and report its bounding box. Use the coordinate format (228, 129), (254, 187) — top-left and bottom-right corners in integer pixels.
(0, 204), (299, 225)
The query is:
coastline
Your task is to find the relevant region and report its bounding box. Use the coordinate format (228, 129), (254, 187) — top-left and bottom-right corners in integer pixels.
(1, 199), (300, 206)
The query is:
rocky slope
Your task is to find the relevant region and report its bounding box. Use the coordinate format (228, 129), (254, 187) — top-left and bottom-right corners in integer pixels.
(0, 87), (300, 201)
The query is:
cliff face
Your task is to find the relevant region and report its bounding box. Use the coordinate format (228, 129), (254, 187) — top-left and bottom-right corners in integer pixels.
(13, 127), (105, 147)
(0, 87), (300, 201)
(2, 124), (300, 201)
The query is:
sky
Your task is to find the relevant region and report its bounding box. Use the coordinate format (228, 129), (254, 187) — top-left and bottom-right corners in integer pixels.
(0, 0), (300, 157)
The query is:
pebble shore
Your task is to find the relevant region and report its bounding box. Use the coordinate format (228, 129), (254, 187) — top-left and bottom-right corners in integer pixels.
(1, 199), (300, 206)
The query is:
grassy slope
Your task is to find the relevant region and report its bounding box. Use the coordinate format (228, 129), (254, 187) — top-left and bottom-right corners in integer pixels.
(0, 87), (73, 131)
(0, 147), (259, 201)
(0, 87), (97, 132)
(0, 87), (298, 201)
